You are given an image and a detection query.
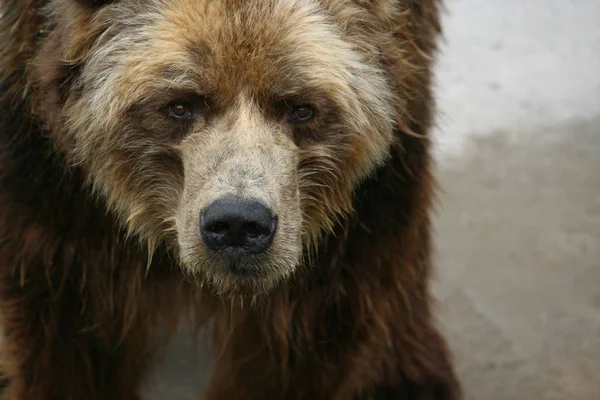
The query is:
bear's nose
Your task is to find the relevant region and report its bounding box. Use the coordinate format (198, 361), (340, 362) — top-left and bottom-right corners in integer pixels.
(200, 197), (277, 254)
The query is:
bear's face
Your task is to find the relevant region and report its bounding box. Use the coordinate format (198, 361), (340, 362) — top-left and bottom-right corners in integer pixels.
(36, 0), (396, 294)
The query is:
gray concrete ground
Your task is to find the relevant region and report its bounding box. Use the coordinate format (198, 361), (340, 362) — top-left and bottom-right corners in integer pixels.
(432, 119), (600, 400)
(150, 0), (600, 398)
(429, 1), (600, 398)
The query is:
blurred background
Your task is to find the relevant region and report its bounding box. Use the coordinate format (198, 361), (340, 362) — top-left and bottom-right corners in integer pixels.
(145, 0), (600, 398)
(430, 0), (599, 398)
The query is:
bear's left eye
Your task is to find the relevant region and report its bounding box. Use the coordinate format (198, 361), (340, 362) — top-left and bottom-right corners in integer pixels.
(289, 105), (315, 124)
(167, 102), (193, 120)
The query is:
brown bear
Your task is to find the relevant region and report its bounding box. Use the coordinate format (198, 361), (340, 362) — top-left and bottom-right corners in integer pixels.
(0, 0), (461, 398)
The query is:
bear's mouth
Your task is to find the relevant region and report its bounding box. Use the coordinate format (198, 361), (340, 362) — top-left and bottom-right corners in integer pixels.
(202, 256), (288, 295)
(225, 259), (269, 279)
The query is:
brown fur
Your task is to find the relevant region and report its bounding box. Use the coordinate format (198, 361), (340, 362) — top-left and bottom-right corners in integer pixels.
(0, 0), (461, 398)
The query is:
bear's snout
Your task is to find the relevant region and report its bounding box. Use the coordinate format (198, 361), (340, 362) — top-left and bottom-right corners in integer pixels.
(200, 196), (277, 256)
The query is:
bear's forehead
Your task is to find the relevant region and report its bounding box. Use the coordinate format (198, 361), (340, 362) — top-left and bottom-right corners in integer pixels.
(153, 0), (342, 60)
(98, 0), (363, 104)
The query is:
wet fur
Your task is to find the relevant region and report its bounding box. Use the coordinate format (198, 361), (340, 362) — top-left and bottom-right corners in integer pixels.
(0, 0), (461, 399)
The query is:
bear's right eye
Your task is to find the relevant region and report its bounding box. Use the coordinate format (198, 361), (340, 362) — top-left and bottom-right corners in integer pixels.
(167, 102), (193, 120)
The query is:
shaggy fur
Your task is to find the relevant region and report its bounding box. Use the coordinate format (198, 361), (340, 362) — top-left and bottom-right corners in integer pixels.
(0, 0), (461, 398)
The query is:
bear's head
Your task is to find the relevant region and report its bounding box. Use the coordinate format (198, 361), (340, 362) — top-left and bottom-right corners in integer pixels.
(31, 0), (404, 295)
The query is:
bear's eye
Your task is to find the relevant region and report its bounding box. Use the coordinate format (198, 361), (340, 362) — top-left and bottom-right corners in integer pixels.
(289, 105), (315, 124)
(167, 102), (193, 120)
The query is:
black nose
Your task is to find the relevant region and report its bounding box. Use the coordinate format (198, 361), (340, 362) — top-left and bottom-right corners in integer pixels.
(200, 197), (277, 254)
